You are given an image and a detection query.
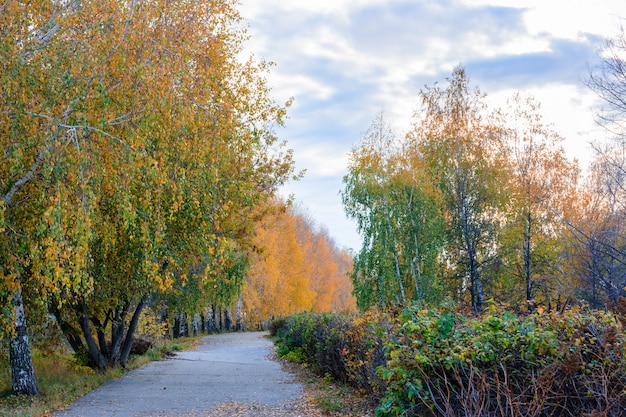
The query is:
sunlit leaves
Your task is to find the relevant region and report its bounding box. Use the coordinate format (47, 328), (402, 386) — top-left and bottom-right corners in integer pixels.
(497, 93), (579, 308)
(242, 202), (355, 326)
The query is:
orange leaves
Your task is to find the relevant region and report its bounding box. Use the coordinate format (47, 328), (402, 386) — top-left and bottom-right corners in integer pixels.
(243, 201), (355, 327)
(0, 269), (20, 294)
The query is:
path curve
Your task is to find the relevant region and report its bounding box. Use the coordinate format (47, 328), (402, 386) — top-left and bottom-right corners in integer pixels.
(53, 332), (305, 417)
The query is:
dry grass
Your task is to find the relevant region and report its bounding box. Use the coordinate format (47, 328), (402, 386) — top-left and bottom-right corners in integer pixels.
(275, 353), (377, 417)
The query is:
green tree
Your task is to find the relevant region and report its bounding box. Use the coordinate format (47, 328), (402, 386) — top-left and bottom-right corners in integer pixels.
(411, 67), (509, 311)
(343, 113), (444, 309)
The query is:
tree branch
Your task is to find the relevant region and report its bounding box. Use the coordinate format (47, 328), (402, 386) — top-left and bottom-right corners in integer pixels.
(2, 147), (47, 207)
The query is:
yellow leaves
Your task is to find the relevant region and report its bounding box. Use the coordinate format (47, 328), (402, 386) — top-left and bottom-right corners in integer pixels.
(0, 0), (297, 339)
(1, 270), (20, 294)
(53, 265), (63, 279)
(157, 274), (175, 293)
(243, 201), (356, 326)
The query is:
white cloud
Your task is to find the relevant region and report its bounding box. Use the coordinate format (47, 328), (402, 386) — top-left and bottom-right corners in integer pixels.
(293, 143), (350, 177)
(269, 73), (335, 102)
(238, 0), (625, 249)
(486, 84), (602, 167)
(523, 1), (622, 40)
(459, 0), (623, 39)
(241, 0), (390, 21)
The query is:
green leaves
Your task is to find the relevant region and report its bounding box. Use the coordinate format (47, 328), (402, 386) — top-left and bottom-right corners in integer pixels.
(273, 306), (626, 417)
(382, 307), (626, 416)
(343, 112), (445, 309)
(342, 68), (584, 313)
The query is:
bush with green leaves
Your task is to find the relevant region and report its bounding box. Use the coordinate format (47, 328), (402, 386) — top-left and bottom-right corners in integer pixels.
(274, 312), (389, 396)
(268, 316), (289, 338)
(378, 305), (626, 417)
(275, 305), (626, 417)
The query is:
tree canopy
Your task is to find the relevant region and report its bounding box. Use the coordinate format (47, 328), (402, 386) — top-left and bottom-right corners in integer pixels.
(1, 0), (297, 392)
(343, 67), (581, 312)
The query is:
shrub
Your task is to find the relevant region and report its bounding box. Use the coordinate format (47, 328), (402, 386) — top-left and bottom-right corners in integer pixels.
(275, 306), (626, 417)
(268, 316), (288, 338)
(379, 306), (626, 417)
(275, 312), (390, 398)
(129, 338), (153, 355)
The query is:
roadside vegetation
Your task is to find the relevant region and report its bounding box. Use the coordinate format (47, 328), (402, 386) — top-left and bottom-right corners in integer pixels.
(0, 0), (354, 398)
(3, 0), (626, 415)
(273, 304), (626, 417)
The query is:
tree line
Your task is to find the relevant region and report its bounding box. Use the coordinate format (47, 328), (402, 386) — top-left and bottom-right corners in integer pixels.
(343, 41), (626, 314)
(151, 200), (356, 336)
(243, 202), (355, 327)
(1, 0), (318, 396)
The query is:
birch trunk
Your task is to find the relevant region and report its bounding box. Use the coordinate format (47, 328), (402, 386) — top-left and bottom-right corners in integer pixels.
(9, 288), (41, 396)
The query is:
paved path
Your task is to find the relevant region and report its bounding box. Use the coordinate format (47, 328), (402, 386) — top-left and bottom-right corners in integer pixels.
(53, 332), (303, 417)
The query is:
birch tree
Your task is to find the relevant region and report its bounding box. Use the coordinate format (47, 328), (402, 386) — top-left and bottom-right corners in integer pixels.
(1, 0), (295, 387)
(500, 94), (579, 309)
(343, 113), (444, 309)
(409, 67), (508, 312)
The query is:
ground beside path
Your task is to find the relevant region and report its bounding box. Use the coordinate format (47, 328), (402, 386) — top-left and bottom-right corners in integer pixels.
(52, 332), (326, 417)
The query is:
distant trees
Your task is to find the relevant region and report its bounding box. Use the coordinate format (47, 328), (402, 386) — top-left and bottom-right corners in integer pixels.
(566, 159), (626, 306)
(344, 67), (582, 312)
(242, 202), (356, 327)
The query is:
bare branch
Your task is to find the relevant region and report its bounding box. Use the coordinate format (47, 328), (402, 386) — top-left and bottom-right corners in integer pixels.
(2, 147), (47, 207)
(55, 123), (132, 149)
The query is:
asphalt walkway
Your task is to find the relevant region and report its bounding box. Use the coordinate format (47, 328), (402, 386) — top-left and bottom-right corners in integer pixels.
(52, 332), (304, 417)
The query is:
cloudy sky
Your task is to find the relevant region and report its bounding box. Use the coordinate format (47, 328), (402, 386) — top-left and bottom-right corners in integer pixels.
(238, 0), (625, 251)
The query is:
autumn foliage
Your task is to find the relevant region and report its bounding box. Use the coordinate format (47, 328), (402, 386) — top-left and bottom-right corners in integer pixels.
(342, 67), (621, 313)
(275, 305), (626, 417)
(0, 0), (306, 392)
(242, 203), (356, 328)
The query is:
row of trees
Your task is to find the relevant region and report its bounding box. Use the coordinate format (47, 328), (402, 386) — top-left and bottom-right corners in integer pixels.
(243, 203), (355, 327)
(156, 200), (356, 337)
(343, 58), (625, 312)
(1, 0), (299, 395)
